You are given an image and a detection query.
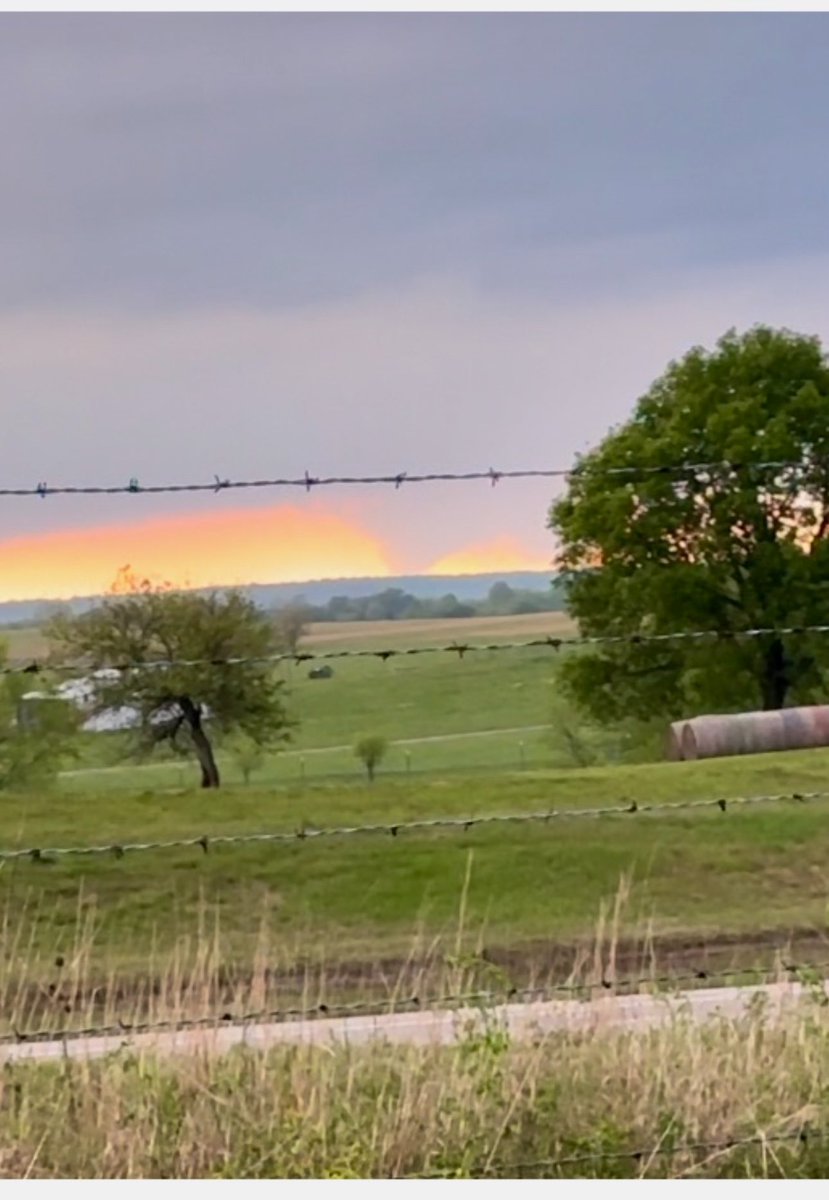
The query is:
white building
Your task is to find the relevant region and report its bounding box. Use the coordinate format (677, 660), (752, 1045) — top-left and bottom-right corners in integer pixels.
(21, 670), (207, 734)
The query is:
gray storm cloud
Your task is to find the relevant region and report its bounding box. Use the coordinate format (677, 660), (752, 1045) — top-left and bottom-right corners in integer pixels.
(2, 13), (829, 573)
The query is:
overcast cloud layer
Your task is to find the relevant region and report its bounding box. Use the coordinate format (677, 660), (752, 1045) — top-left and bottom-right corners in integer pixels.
(3, 14), (829, 576)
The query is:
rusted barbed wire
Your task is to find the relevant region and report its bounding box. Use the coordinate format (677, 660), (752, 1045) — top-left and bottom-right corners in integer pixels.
(1, 789), (825, 865)
(2, 458), (821, 499)
(4, 959), (829, 1047)
(8, 622), (829, 678)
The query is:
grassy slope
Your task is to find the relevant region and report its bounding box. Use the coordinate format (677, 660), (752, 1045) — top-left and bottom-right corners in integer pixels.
(4, 748), (829, 971)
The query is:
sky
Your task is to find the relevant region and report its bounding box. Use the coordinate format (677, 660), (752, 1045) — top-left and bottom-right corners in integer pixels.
(3, 12), (829, 600)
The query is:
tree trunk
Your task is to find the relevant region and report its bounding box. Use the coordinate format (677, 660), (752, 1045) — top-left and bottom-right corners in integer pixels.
(759, 637), (789, 711)
(367, 761), (375, 783)
(178, 696), (221, 788)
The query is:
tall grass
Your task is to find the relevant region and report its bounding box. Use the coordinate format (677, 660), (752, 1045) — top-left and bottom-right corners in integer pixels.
(2, 881), (828, 1178)
(3, 1002), (829, 1177)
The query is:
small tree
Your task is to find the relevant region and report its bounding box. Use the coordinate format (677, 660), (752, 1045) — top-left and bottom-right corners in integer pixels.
(354, 735), (387, 783)
(273, 604), (310, 655)
(227, 732), (265, 785)
(548, 696), (599, 768)
(48, 569), (293, 789)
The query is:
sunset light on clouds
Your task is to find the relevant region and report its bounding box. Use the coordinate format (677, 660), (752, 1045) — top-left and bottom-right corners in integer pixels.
(426, 538), (552, 577)
(0, 507), (398, 602)
(0, 508), (554, 602)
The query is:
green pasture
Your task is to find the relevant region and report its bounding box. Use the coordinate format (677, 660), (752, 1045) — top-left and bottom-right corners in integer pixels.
(3, 612), (829, 985)
(3, 749), (829, 976)
(62, 634), (577, 787)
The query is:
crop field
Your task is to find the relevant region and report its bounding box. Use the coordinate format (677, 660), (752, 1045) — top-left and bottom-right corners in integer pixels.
(299, 610), (576, 648)
(2, 610), (577, 664)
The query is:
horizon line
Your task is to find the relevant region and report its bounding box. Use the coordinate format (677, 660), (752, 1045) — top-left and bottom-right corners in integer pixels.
(0, 566), (560, 609)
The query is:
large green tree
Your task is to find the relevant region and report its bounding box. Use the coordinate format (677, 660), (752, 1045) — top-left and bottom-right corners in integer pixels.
(48, 571), (293, 787)
(550, 326), (829, 721)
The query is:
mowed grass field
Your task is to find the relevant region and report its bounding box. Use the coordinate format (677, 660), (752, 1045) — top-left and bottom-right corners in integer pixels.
(56, 611), (578, 786)
(2, 610), (829, 987)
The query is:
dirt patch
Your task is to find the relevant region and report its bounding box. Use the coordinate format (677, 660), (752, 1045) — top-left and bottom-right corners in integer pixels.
(7, 924), (829, 1039)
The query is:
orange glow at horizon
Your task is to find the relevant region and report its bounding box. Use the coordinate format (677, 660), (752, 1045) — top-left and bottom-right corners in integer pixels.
(426, 537), (552, 576)
(0, 506), (396, 602)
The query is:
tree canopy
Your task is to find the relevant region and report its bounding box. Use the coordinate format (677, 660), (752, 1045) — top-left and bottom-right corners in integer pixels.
(48, 571), (293, 787)
(549, 326), (829, 721)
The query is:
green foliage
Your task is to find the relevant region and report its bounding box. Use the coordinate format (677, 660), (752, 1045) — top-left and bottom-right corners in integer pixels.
(548, 694), (606, 767)
(477, 580), (564, 616)
(288, 581), (566, 623)
(550, 326), (829, 722)
(47, 570), (293, 788)
(0, 645), (80, 790)
(226, 732), (266, 785)
(354, 735), (388, 782)
(548, 694), (673, 770)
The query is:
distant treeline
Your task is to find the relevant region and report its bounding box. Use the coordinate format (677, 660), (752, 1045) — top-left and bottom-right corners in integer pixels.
(280, 581), (567, 623)
(0, 572), (562, 629)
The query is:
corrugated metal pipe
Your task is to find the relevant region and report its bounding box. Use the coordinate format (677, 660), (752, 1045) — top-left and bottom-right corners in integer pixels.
(667, 706), (829, 761)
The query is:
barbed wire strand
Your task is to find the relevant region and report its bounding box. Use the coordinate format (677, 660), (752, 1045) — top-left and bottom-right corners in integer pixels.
(5, 958), (829, 1046)
(410, 1128), (819, 1177)
(2, 458), (819, 500)
(11, 622), (829, 678)
(1, 789), (825, 865)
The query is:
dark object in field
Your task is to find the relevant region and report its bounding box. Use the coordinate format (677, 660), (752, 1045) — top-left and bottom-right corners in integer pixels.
(667, 705), (829, 761)
(308, 666), (334, 680)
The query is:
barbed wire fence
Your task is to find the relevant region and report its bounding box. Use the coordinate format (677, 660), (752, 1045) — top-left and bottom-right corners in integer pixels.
(5, 957), (829, 1046)
(7, 622), (829, 677)
(4, 453), (829, 1059)
(0, 788), (825, 865)
(2, 455), (821, 498)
